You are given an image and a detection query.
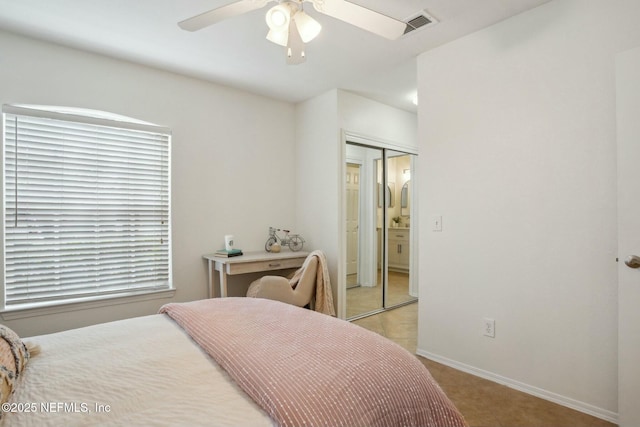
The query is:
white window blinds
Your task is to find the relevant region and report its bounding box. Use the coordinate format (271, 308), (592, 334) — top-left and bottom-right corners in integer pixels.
(3, 105), (171, 309)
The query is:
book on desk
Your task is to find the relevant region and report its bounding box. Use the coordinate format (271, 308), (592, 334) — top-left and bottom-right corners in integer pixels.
(214, 249), (243, 257)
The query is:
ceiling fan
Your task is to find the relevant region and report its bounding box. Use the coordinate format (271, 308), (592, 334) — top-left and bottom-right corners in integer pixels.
(178, 0), (406, 65)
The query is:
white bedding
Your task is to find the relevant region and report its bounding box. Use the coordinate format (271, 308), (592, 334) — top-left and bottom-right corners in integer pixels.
(3, 314), (274, 426)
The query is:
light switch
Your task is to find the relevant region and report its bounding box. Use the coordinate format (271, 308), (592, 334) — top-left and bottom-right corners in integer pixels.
(432, 215), (442, 232)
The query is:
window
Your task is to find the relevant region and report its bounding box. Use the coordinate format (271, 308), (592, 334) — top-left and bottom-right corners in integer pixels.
(2, 105), (171, 310)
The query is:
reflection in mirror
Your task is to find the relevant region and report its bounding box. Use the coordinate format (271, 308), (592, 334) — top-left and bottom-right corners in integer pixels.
(346, 144), (383, 319)
(401, 180), (410, 216)
(377, 184), (394, 207)
(385, 151), (415, 309)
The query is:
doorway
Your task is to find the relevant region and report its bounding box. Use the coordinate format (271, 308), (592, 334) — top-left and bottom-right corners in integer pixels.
(346, 163), (360, 286)
(345, 142), (417, 320)
(616, 45), (640, 427)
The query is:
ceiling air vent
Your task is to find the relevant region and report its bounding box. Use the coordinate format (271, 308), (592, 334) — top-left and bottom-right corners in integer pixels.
(403, 10), (438, 35)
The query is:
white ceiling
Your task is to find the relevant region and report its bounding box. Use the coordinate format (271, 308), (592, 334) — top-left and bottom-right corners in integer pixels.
(0, 0), (551, 112)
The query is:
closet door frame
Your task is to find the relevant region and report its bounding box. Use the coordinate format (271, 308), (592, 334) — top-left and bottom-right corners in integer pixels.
(340, 131), (418, 320)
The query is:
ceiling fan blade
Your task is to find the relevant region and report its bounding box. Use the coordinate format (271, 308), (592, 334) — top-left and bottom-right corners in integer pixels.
(286, 21), (306, 65)
(178, 0), (269, 31)
(313, 0), (406, 40)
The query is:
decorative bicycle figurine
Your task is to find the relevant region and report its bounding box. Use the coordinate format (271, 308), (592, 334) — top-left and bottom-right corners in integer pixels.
(265, 227), (305, 252)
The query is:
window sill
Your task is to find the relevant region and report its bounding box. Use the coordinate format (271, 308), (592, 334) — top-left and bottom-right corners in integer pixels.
(0, 288), (176, 321)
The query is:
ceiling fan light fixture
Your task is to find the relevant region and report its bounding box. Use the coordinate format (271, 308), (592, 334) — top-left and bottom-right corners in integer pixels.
(266, 4), (291, 32)
(293, 11), (321, 43)
(180, 0), (409, 65)
(266, 28), (289, 47)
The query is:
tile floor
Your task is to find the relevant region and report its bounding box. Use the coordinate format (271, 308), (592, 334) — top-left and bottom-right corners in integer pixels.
(346, 270), (416, 318)
(352, 303), (617, 427)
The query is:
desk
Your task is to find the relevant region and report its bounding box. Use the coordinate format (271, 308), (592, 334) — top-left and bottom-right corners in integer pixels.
(202, 251), (309, 298)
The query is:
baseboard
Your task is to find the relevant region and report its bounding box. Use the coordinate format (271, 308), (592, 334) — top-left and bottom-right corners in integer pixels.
(416, 349), (618, 425)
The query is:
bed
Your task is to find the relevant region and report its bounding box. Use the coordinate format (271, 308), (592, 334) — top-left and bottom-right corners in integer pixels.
(1, 298), (467, 427)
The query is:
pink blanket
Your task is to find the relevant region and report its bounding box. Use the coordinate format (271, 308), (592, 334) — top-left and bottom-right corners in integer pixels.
(160, 298), (467, 427)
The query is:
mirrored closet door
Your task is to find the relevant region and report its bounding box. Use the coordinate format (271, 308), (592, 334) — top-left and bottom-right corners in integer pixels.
(345, 142), (417, 320)
(345, 144), (383, 318)
(385, 150), (416, 309)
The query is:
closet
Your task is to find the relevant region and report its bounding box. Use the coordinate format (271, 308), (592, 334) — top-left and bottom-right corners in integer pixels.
(345, 142), (417, 319)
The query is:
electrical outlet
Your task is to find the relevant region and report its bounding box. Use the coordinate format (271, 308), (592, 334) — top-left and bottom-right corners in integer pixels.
(483, 318), (495, 338)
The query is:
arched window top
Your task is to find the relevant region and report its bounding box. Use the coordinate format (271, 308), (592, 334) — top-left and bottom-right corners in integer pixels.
(3, 104), (170, 134)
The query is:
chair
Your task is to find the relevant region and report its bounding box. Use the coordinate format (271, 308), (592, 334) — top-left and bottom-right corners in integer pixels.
(246, 256), (319, 308)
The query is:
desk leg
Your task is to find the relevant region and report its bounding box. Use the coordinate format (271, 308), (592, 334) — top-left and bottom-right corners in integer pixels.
(219, 269), (228, 298)
(207, 259), (213, 299)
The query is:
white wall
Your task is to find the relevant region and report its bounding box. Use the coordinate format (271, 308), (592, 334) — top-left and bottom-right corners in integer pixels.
(338, 91), (417, 152)
(0, 31), (297, 336)
(417, 0), (640, 420)
(294, 90), (340, 309)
